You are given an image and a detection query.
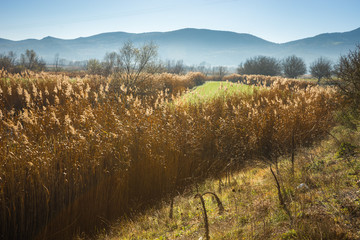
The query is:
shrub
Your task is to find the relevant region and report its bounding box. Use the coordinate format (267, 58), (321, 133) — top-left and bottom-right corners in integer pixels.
(310, 57), (332, 84)
(335, 142), (357, 158)
(187, 72), (206, 86)
(282, 55), (307, 79)
(237, 56), (282, 76)
(335, 45), (360, 114)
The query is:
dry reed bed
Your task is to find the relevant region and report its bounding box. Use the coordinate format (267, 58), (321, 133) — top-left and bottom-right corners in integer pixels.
(0, 70), (339, 239)
(222, 73), (316, 89)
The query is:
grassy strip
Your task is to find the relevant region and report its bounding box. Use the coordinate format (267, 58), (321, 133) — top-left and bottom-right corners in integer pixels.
(179, 81), (255, 103)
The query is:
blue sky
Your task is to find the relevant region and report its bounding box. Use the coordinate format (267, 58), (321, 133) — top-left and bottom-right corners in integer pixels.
(1, 0), (359, 43)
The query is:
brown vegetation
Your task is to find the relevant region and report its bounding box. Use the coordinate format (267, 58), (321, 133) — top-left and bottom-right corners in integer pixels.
(222, 73), (316, 89)
(0, 70), (339, 239)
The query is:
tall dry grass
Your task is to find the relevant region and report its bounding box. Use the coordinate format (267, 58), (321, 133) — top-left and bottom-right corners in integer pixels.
(0, 70), (340, 239)
(222, 73), (316, 89)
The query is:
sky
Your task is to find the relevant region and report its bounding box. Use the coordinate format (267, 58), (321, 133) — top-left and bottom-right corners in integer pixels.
(1, 0), (359, 43)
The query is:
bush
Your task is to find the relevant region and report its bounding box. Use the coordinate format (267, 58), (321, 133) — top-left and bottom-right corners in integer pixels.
(335, 45), (360, 115)
(187, 72), (206, 86)
(282, 55), (306, 79)
(310, 57), (332, 84)
(335, 142), (357, 158)
(237, 56), (282, 76)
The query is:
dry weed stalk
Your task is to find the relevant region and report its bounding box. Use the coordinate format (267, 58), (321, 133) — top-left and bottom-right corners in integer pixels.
(195, 193), (210, 240)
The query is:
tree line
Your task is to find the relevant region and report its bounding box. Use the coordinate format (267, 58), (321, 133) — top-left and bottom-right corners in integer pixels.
(85, 41), (231, 79)
(0, 49), (46, 73)
(237, 55), (332, 84)
(85, 42), (334, 84)
(0, 42), (348, 85)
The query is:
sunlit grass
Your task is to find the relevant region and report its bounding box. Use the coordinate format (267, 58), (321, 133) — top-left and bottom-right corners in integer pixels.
(99, 124), (360, 240)
(180, 81), (255, 103)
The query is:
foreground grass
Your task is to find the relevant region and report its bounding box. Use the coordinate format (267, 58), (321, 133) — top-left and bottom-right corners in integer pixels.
(95, 122), (360, 240)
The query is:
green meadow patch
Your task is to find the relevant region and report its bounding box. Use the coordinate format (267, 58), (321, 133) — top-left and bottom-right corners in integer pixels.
(180, 81), (255, 103)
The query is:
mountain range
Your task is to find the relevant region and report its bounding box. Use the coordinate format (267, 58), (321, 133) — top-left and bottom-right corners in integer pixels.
(0, 27), (359, 67)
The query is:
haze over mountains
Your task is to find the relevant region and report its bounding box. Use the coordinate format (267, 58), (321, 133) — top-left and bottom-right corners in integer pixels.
(0, 27), (359, 67)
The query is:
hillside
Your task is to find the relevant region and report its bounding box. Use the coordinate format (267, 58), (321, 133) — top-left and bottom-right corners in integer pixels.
(1, 28), (359, 66)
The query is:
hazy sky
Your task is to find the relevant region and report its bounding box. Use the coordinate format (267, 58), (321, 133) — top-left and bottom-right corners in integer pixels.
(1, 0), (359, 43)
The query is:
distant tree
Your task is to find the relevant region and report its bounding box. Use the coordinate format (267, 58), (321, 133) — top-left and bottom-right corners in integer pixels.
(173, 60), (185, 74)
(116, 40), (158, 86)
(69, 60), (87, 70)
(195, 62), (212, 75)
(165, 60), (185, 74)
(54, 53), (62, 72)
(87, 59), (103, 75)
(212, 66), (228, 80)
(237, 56), (281, 76)
(144, 61), (164, 74)
(310, 57), (332, 84)
(59, 59), (66, 69)
(20, 49), (46, 71)
(282, 55), (306, 78)
(20, 49), (36, 70)
(7, 51), (17, 66)
(0, 51), (17, 72)
(102, 52), (118, 76)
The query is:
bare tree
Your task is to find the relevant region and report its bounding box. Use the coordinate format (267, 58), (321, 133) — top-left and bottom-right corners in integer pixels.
(173, 60), (185, 74)
(165, 60), (185, 74)
(87, 59), (103, 75)
(310, 57), (332, 84)
(21, 49), (37, 70)
(334, 45), (360, 111)
(117, 41), (158, 86)
(20, 49), (45, 71)
(212, 66), (228, 80)
(68, 60), (87, 70)
(54, 53), (62, 72)
(282, 55), (306, 78)
(144, 61), (164, 74)
(195, 62), (212, 75)
(102, 52), (118, 76)
(0, 51), (17, 72)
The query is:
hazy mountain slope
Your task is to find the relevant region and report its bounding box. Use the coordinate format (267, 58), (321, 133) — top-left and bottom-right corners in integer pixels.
(279, 27), (360, 62)
(0, 27), (359, 66)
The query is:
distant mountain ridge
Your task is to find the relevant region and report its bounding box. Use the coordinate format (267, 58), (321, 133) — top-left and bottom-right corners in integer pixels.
(0, 27), (359, 66)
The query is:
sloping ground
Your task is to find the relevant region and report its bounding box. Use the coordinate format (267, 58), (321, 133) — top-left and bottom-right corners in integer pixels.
(94, 122), (360, 240)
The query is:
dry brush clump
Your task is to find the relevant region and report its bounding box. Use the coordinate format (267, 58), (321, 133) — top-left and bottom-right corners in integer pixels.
(0, 70), (340, 239)
(0, 70), (205, 113)
(222, 73), (316, 89)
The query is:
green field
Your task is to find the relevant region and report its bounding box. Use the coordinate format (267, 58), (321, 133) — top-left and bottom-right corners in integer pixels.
(181, 81), (255, 103)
